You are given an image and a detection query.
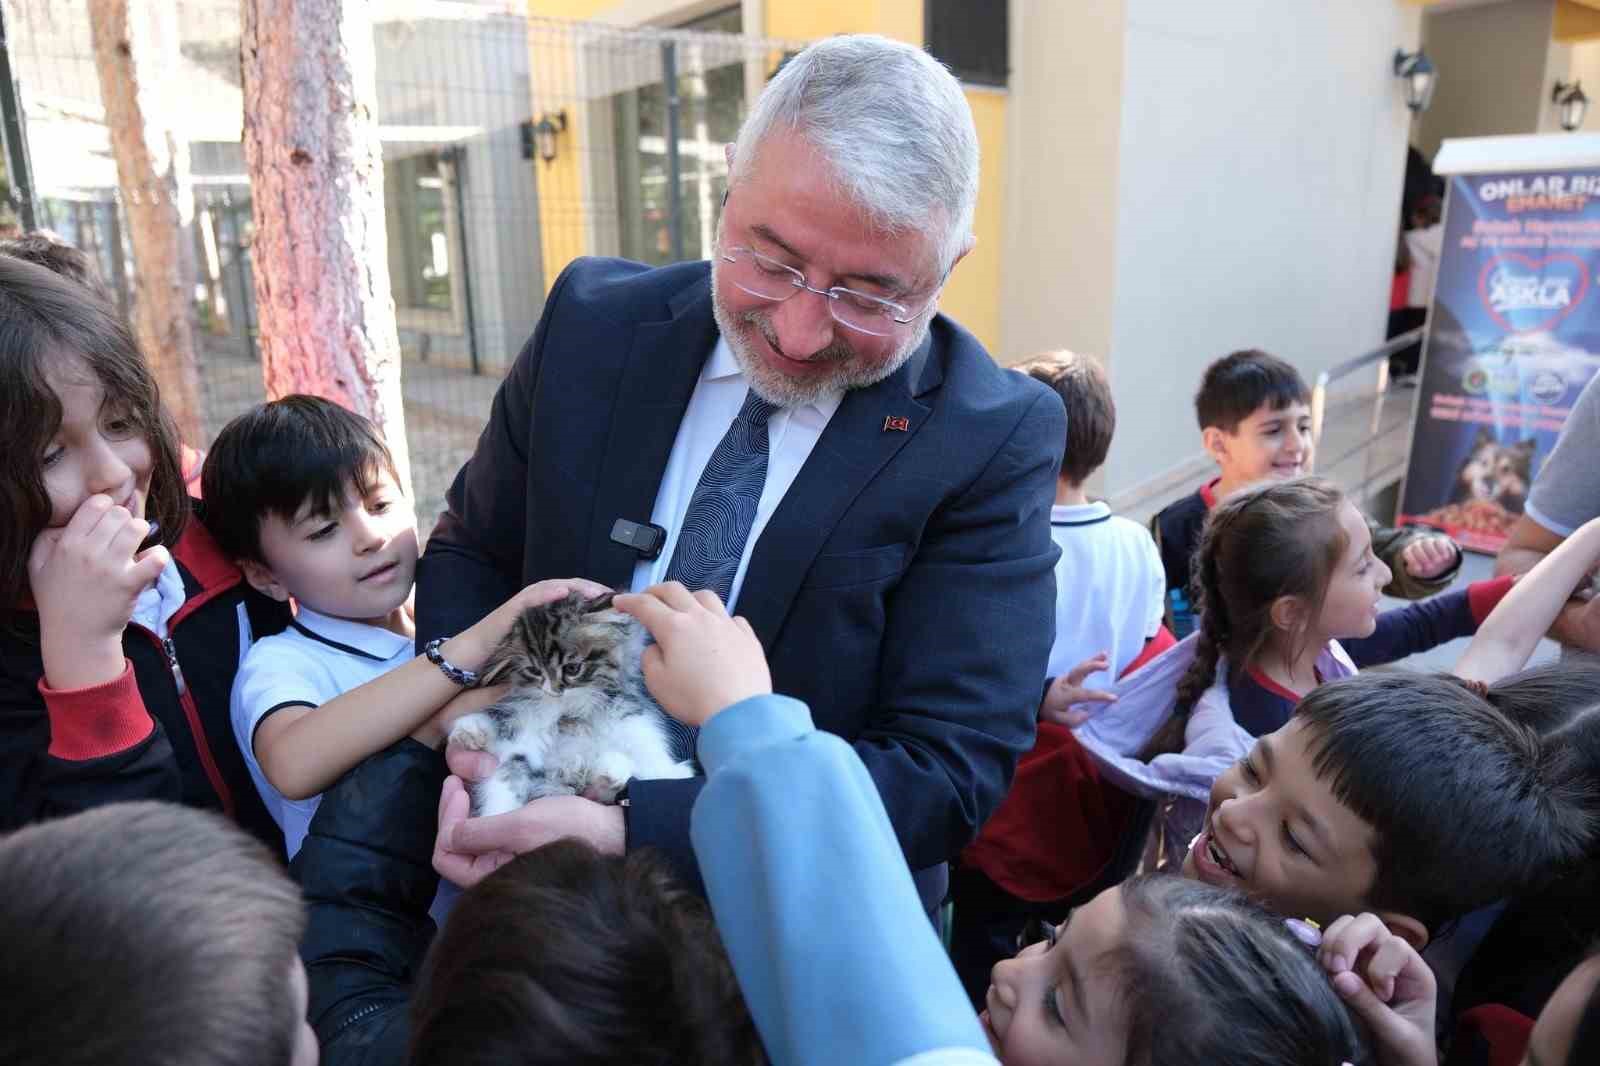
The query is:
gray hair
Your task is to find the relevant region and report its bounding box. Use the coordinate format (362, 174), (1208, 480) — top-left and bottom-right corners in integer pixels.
(731, 34), (979, 276)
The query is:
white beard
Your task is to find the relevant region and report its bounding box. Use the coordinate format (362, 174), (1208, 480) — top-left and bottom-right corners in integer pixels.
(710, 264), (929, 409)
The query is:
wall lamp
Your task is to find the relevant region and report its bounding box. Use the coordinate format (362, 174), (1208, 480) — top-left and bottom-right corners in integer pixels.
(1554, 80), (1590, 132)
(1393, 49), (1437, 114)
(522, 111), (568, 164)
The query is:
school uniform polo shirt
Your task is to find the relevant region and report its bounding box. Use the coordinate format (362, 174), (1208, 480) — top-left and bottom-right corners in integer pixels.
(1047, 502), (1165, 681)
(230, 605), (413, 859)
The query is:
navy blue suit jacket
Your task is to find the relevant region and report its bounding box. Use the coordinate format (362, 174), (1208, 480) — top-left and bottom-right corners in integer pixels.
(416, 257), (1064, 908)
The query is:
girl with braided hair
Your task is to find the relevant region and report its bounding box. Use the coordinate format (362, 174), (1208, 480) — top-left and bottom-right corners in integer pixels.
(1172, 476), (1513, 742)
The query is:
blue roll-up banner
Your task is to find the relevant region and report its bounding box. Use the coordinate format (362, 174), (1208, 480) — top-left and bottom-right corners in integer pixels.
(1399, 160), (1600, 553)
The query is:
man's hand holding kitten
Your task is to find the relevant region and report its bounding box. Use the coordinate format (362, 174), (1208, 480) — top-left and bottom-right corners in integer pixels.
(614, 582), (772, 728)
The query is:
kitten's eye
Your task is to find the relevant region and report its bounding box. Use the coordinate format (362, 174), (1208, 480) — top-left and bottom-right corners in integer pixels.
(562, 662), (583, 680)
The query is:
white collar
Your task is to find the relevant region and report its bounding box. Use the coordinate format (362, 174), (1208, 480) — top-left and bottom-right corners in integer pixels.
(129, 554), (187, 640)
(291, 604), (413, 662)
(1050, 501), (1112, 525)
(704, 336), (846, 421)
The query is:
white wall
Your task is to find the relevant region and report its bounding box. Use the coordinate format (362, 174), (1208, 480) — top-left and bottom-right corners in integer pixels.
(1098, 0), (1420, 497)
(999, 0), (1127, 367)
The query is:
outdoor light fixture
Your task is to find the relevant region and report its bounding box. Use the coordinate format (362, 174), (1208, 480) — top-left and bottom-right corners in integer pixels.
(1554, 80), (1590, 132)
(1393, 49), (1437, 114)
(533, 111), (567, 164)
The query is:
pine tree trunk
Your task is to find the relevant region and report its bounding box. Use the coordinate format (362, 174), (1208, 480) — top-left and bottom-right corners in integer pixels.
(87, 0), (205, 447)
(240, 0), (412, 496)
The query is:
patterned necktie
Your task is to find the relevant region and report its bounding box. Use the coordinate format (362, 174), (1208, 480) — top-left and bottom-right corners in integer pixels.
(659, 387), (778, 758)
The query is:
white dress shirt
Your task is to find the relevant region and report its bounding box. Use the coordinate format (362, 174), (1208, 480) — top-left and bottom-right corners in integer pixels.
(630, 337), (843, 610)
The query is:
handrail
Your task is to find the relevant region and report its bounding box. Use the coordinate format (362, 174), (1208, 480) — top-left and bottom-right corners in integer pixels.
(1309, 325), (1424, 446)
(1308, 324), (1425, 511)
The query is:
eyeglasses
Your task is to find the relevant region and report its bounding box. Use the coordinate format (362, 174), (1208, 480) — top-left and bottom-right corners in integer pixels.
(717, 245), (930, 337)
(1017, 917), (1060, 953)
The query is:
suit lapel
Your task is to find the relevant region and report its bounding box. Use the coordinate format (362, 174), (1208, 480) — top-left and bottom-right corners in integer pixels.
(737, 338), (938, 648)
(585, 277), (717, 590)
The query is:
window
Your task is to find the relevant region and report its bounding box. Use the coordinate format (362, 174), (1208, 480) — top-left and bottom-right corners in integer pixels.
(925, 0), (1008, 88)
(611, 7), (745, 265)
(384, 150), (454, 313)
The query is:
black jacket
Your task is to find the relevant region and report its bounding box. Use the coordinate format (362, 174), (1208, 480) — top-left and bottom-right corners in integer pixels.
(0, 506), (287, 845)
(294, 740), (445, 1065)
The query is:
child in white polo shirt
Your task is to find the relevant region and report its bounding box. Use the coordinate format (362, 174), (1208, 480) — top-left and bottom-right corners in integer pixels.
(951, 351), (1168, 1002)
(202, 396), (597, 859)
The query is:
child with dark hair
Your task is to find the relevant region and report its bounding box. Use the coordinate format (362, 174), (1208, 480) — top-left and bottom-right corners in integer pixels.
(1186, 666), (1600, 940)
(0, 231), (206, 494)
(0, 255), (287, 842)
(202, 395), (600, 859)
(0, 801), (315, 1066)
(410, 839), (765, 1065)
(1151, 349), (1458, 635)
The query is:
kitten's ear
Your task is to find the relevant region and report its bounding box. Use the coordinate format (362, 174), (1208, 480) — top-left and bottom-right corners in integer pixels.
(582, 591), (618, 614)
(583, 591), (631, 625)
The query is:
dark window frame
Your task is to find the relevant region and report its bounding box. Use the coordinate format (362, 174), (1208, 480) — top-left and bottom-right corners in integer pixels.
(924, 0), (1008, 88)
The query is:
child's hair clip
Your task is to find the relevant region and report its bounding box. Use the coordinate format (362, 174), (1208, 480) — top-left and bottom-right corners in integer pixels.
(1283, 917), (1322, 948)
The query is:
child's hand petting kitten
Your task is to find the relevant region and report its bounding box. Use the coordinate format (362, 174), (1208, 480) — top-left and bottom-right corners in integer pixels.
(451, 576), (613, 672)
(614, 582), (771, 728)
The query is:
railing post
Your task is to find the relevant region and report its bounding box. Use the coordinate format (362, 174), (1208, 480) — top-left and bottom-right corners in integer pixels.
(0, 5), (38, 231)
(661, 39), (685, 262)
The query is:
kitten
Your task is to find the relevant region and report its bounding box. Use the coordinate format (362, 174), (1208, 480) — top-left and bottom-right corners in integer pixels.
(447, 591), (693, 817)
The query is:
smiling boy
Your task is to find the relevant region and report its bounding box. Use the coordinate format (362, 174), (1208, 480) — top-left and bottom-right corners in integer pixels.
(1152, 349), (1459, 636)
(1181, 670), (1600, 951)
(202, 396), (598, 859)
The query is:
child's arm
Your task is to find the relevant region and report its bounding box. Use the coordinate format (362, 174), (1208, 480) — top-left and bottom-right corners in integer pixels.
(4, 497), (182, 827)
(615, 585), (997, 1066)
(30, 495), (170, 692)
(1371, 519), (1461, 600)
(1454, 516), (1600, 683)
(256, 578), (608, 801)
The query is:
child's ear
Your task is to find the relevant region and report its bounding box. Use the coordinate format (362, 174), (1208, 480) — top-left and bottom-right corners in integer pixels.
(1201, 426), (1230, 466)
(1268, 593), (1308, 635)
(1375, 911), (1430, 952)
(240, 559), (289, 602)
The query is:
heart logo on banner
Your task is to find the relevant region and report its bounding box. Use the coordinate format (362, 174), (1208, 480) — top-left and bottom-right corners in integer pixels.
(1477, 252), (1590, 333)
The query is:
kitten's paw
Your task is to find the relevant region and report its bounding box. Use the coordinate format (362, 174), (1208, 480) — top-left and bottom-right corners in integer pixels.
(448, 713), (493, 752)
(585, 751), (635, 804)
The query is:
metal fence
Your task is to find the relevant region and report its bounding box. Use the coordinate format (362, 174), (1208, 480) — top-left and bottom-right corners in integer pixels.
(1, 0), (795, 534)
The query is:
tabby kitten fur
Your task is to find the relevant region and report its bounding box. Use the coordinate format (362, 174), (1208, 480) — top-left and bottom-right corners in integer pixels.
(447, 592), (693, 816)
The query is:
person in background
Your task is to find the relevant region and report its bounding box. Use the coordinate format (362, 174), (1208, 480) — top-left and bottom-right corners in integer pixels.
(1151, 349), (1459, 636)
(1496, 368), (1600, 654)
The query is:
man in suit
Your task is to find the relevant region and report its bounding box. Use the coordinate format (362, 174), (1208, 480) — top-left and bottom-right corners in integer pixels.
(417, 34), (1064, 911)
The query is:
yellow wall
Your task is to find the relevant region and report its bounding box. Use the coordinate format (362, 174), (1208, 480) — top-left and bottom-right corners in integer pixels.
(765, 0), (922, 44)
(939, 88), (1004, 354)
(524, 0), (1008, 353)
(530, 0), (618, 18)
